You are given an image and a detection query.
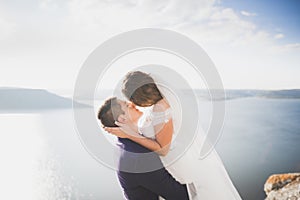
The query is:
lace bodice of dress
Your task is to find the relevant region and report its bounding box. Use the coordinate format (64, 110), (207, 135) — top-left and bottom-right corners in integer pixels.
(138, 107), (172, 139)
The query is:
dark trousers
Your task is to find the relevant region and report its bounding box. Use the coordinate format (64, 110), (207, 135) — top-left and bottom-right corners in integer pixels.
(117, 168), (189, 200)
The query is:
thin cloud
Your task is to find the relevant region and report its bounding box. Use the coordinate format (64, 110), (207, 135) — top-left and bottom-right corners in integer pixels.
(274, 33), (284, 39)
(39, 0), (59, 9)
(0, 15), (15, 40)
(284, 43), (300, 50)
(241, 10), (257, 17)
(1, 0), (299, 90)
(65, 0), (264, 45)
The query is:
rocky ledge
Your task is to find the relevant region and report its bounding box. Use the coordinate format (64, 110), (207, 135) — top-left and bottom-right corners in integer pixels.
(264, 173), (300, 200)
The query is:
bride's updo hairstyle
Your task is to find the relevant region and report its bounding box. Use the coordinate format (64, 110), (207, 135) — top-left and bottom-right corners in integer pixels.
(122, 71), (163, 107)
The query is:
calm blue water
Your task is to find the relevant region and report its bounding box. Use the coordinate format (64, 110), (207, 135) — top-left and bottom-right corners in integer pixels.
(1, 97), (299, 199)
(215, 97), (300, 200)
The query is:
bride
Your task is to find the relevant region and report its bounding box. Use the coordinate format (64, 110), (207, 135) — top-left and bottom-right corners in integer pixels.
(105, 71), (242, 200)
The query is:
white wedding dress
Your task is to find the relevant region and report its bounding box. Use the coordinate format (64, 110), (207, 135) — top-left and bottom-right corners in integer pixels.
(137, 95), (242, 200)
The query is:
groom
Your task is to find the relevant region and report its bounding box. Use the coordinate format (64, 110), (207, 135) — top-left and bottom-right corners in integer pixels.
(98, 97), (190, 200)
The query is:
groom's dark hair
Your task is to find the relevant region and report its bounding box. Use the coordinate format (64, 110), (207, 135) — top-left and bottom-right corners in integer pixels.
(98, 97), (124, 127)
(122, 71), (163, 107)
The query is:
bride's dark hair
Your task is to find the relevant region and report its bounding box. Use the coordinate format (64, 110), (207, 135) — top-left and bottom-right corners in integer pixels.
(122, 71), (163, 107)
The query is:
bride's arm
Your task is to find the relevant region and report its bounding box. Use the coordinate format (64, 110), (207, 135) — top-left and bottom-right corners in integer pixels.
(105, 119), (173, 156)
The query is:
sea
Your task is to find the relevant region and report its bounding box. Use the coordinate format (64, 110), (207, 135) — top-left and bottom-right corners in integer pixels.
(0, 97), (299, 200)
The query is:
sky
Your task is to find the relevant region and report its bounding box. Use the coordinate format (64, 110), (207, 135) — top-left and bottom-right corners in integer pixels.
(0, 0), (300, 95)
(221, 0), (300, 44)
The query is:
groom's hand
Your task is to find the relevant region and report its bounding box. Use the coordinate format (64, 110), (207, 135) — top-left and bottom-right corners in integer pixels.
(104, 127), (129, 138)
(115, 116), (141, 138)
(114, 121), (139, 136)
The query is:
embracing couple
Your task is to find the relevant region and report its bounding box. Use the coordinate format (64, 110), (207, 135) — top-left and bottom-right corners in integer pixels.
(98, 71), (242, 200)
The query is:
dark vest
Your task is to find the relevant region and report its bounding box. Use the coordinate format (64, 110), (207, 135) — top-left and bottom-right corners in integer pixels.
(117, 138), (164, 173)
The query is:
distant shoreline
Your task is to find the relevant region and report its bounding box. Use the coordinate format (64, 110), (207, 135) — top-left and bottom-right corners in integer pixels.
(1, 88), (300, 112)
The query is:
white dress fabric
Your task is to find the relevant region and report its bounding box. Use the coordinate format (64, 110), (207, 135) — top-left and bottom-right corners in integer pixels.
(138, 105), (242, 200)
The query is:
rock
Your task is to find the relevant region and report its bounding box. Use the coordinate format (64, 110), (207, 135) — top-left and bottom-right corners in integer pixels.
(264, 173), (300, 200)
